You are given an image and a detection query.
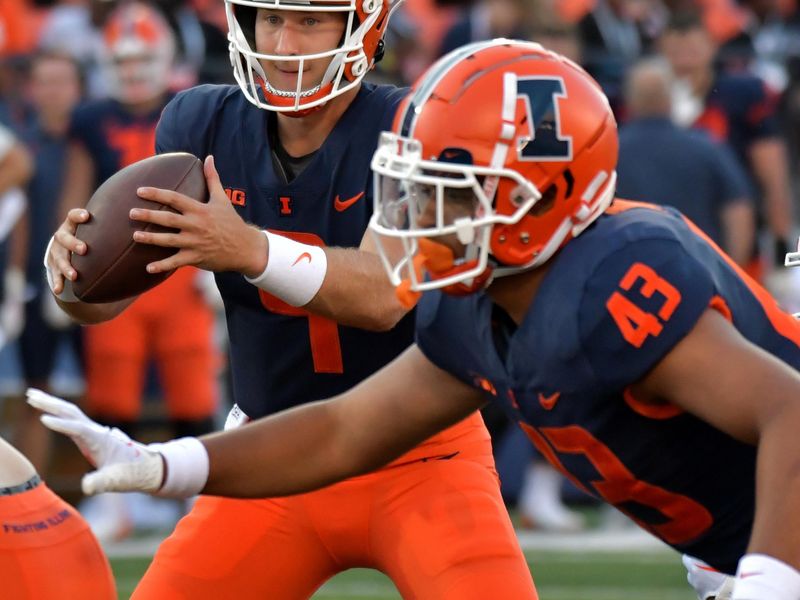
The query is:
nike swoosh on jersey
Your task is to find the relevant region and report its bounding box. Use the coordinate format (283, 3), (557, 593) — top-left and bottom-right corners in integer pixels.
(538, 391), (560, 410)
(334, 191), (365, 212)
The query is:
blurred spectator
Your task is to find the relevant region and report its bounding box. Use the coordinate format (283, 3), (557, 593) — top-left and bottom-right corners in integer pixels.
(37, 0), (116, 99)
(617, 57), (755, 265)
(577, 0), (667, 109)
(438, 0), (531, 57)
(660, 12), (793, 278)
(14, 51), (84, 472)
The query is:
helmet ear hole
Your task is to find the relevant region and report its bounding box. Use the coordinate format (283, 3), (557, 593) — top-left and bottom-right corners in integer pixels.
(529, 184), (557, 217)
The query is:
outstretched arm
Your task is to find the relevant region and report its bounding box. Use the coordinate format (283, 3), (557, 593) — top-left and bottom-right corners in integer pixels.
(28, 344), (485, 498)
(637, 308), (800, 598)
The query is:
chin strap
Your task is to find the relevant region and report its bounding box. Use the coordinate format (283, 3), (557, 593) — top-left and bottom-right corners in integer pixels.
(395, 238), (493, 307)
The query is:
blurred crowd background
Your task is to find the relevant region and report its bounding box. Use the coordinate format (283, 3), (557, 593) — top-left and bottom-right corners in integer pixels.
(1, 0), (800, 541)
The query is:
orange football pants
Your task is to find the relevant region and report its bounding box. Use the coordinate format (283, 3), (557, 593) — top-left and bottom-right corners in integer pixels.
(132, 413), (538, 599)
(0, 483), (116, 599)
(84, 267), (217, 421)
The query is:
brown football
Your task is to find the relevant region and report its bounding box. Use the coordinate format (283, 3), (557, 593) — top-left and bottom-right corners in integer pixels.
(72, 152), (208, 303)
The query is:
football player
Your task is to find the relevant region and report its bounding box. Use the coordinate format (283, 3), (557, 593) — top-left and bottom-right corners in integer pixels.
(42, 1), (536, 598)
(52, 2), (218, 541)
(34, 39), (800, 600)
(0, 432), (115, 599)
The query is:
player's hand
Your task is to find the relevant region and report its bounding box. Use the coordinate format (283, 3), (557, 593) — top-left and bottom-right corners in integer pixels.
(26, 388), (164, 495)
(47, 208), (90, 296)
(683, 555), (734, 600)
(130, 155), (267, 277)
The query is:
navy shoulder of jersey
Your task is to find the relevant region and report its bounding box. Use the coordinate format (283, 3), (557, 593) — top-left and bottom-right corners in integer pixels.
(417, 203), (716, 397)
(543, 205), (715, 393)
(155, 84), (240, 155)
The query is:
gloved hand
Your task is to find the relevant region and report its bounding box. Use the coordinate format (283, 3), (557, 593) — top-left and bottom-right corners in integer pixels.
(26, 388), (209, 498)
(26, 388), (165, 495)
(683, 554), (735, 600)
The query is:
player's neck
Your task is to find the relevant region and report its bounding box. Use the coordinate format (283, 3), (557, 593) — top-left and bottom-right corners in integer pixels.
(275, 85), (360, 158)
(487, 265), (551, 325)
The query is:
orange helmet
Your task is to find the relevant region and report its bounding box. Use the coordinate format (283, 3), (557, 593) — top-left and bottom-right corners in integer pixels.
(369, 39), (618, 297)
(100, 2), (175, 105)
(226, 0), (398, 116)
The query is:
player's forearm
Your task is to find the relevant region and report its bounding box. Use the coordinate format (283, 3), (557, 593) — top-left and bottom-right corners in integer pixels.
(746, 401), (800, 571)
(306, 247), (408, 330)
(199, 399), (383, 498)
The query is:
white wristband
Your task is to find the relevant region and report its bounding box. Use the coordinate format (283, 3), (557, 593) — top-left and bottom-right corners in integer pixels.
(732, 554), (800, 600)
(43, 236), (79, 303)
(149, 437), (209, 499)
(244, 231), (327, 307)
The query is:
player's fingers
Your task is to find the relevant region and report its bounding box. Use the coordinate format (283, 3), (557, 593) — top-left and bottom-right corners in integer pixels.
(65, 208), (90, 228)
(145, 251), (194, 274)
(137, 186), (195, 212)
(26, 388), (85, 419)
(204, 155), (226, 202)
(132, 230), (183, 249)
(53, 227), (87, 257)
(40, 414), (88, 438)
(129, 207), (184, 229)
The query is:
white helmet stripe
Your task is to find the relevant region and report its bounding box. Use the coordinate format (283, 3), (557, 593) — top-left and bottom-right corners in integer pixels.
(398, 38), (516, 138)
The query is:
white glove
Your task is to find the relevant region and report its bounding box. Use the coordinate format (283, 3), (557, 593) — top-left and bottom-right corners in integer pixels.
(684, 555), (735, 600)
(26, 388), (209, 498)
(1, 268), (26, 343)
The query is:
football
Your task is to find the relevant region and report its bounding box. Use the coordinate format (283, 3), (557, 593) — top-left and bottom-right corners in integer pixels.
(72, 152), (208, 303)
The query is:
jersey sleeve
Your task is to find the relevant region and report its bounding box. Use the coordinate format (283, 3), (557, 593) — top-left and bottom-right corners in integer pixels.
(155, 85), (234, 156)
(155, 91), (193, 155)
(578, 237), (716, 391)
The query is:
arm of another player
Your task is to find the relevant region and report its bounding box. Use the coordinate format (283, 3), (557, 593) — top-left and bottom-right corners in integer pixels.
(132, 155), (411, 329)
(29, 344), (486, 497)
(45, 143), (134, 324)
(636, 308), (800, 598)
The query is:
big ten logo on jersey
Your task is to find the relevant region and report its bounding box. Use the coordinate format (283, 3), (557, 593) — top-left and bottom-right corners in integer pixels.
(105, 122), (157, 167)
(224, 187), (247, 207)
(606, 262), (682, 348)
(258, 230), (342, 373)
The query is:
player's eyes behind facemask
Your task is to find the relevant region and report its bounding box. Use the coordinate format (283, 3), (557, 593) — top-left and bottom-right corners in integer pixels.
(376, 170), (482, 232)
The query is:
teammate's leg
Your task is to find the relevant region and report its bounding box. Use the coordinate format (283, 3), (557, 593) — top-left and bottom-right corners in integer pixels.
(0, 436), (116, 599)
(132, 495), (341, 599)
(372, 457), (538, 599)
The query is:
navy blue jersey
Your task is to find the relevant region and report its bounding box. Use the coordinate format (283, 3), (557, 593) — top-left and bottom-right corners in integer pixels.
(155, 83), (414, 418)
(69, 98), (166, 186)
(416, 200), (800, 573)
